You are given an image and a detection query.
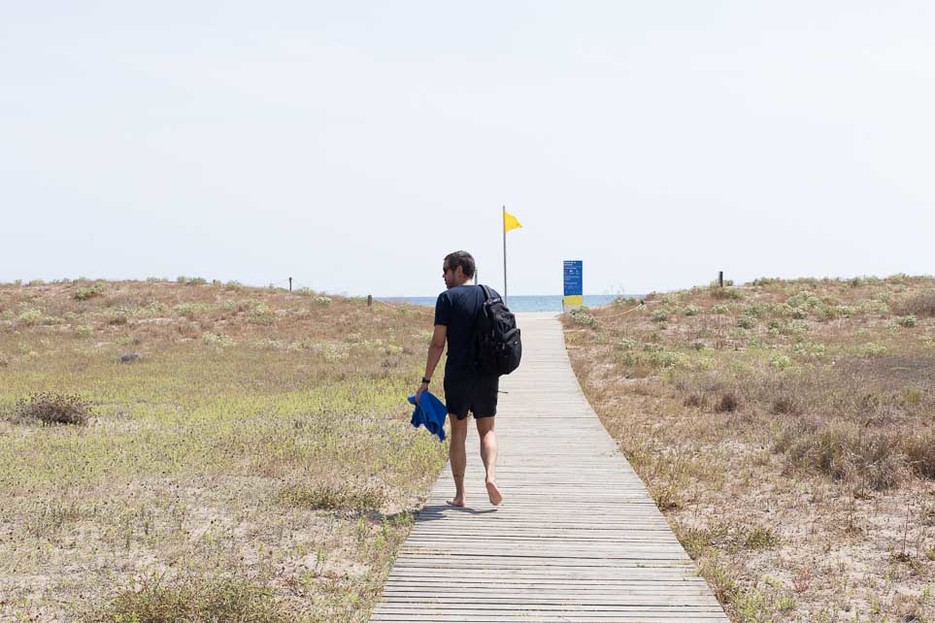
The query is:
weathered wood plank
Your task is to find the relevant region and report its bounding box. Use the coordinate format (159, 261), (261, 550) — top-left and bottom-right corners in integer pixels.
(368, 313), (727, 621)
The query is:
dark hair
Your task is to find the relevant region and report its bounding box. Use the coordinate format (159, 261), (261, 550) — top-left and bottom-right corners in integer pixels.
(444, 251), (476, 278)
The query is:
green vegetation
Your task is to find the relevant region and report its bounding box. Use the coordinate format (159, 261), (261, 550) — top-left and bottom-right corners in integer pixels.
(564, 275), (935, 622)
(0, 279), (446, 622)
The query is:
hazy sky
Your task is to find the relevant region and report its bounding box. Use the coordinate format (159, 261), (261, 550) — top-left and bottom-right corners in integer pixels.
(3, 2), (933, 296)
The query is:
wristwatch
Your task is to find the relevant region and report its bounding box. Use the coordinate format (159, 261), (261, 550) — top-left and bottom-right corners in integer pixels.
(421, 376), (431, 384)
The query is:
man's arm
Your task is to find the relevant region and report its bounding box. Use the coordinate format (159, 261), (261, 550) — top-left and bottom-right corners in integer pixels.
(416, 324), (447, 402)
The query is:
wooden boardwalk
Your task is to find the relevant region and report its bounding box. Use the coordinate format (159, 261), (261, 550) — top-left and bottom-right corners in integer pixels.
(370, 313), (728, 622)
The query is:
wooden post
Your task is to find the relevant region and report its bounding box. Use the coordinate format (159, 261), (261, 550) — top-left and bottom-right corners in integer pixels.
(288, 277), (292, 292)
(367, 294), (373, 307)
(719, 271), (724, 288)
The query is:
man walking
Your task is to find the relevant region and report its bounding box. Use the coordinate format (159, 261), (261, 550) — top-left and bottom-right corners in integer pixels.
(416, 250), (503, 507)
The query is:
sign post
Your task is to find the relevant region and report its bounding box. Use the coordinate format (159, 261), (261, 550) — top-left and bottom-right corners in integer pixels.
(563, 260), (583, 311)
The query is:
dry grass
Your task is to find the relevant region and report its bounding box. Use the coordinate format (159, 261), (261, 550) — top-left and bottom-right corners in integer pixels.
(563, 275), (935, 621)
(0, 278), (446, 622)
(12, 392), (93, 426)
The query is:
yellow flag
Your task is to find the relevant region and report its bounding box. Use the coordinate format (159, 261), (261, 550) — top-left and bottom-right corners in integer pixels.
(504, 210), (522, 232)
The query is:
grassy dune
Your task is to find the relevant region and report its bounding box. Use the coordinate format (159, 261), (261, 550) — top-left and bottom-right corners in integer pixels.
(0, 279), (446, 622)
(563, 275), (935, 621)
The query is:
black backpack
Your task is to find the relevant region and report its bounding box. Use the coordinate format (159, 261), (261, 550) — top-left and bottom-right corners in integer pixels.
(474, 285), (522, 376)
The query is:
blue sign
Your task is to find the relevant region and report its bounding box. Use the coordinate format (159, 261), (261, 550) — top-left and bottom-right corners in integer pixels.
(563, 260), (583, 296)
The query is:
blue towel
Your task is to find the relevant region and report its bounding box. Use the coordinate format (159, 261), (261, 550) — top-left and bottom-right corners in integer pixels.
(407, 391), (448, 442)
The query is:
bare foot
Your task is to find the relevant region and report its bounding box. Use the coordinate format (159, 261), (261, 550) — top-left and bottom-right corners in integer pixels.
(485, 480), (503, 506)
(446, 497), (465, 507)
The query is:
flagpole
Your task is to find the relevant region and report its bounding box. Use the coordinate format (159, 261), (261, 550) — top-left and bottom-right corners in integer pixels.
(502, 205), (508, 306)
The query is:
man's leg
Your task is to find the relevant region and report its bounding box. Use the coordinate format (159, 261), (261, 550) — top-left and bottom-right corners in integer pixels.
(475, 417), (502, 506)
(447, 414), (468, 507)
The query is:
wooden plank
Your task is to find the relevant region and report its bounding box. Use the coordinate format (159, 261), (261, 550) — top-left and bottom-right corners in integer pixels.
(368, 313), (727, 622)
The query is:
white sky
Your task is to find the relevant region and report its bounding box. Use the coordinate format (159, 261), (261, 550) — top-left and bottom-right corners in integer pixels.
(2, 1), (933, 297)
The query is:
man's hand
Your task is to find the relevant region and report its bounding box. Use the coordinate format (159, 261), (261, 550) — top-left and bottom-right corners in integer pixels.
(415, 381), (429, 403)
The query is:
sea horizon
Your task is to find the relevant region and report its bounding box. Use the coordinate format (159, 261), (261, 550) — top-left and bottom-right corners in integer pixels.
(379, 293), (646, 313)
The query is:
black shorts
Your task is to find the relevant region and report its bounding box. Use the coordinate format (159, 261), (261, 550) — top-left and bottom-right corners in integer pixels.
(444, 374), (499, 420)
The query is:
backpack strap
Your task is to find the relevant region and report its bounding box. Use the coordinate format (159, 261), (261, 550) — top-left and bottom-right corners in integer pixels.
(479, 284), (494, 302)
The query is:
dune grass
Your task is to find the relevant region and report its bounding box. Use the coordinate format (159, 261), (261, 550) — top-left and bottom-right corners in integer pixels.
(0, 279), (446, 622)
(563, 275), (935, 622)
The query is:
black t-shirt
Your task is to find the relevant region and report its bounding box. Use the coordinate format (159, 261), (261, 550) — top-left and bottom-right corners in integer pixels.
(434, 284), (500, 376)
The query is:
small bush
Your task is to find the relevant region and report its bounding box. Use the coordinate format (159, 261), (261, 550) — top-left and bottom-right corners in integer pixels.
(894, 291), (935, 317)
(279, 483), (383, 511)
(16, 307), (45, 325)
(791, 341), (825, 359)
(859, 343), (887, 357)
(903, 429), (935, 479)
(107, 311), (129, 325)
(770, 395), (801, 415)
(173, 303), (211, 318)
(569, 308), (598, 327)
(74, 285), (105, 301)
(711, 287), (742, 300)
(751, 277), (781, 286)
(897, 315), (917, 328)
(94, 577), (290, 623)
(684, 393), (706, 408)
(715, 392), (740, 413)
(744, 526), (781, 550)
(13, 393), (92, 426)
(249, 305), (276, 325)
(683, 305), (702, 316)
(202, 332), (235, 348)
(737, 316), (756, 329)
(775, 420), (903, 490)
(617, 338), (638, 350)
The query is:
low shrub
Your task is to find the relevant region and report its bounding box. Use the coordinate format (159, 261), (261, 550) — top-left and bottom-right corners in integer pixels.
(715, 392), (740, 413)
(249, 304), (276, 325)
(711, 287), (742, 300)
(279, 483), (384, 511)
(894, 291), (935, 317)
(16, 307), (46, 325)
(775, 419), (903, 491)
(903, 429), (935, 479)
(13, 392), (92, 426)
(568, 308), (598, 328)
(202, 333), (235, 348)
(897, 315), (917, 328)
(93, 577), (290, 623)
(744, 526), (781, 550)
(737, 315), (756, 329)
(74, 285), (104, 301)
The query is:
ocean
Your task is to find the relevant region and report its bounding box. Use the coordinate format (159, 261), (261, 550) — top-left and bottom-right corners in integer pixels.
(379, 294), (642, 312)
